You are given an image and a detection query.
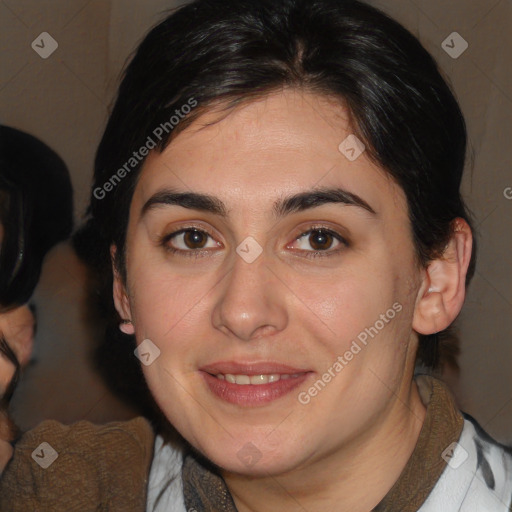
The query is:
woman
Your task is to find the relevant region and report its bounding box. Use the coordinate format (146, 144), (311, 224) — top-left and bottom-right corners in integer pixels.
(1, 0), (510, 510)
(0, 126), (73, 470)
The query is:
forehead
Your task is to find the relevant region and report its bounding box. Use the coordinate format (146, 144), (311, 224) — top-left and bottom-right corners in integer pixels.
(133, 89), (405, 218)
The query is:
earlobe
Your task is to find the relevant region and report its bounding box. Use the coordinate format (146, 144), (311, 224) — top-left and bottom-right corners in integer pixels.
(119, 319), (134, 335)
(412, 218), (473, 335)
(111, 245), (134, 334)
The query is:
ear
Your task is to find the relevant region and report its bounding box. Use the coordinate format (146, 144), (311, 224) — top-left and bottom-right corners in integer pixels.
(111, 245), (134, 335)
(412, 218), (473, 335)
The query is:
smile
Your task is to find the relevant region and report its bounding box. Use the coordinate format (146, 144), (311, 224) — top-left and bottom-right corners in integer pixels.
(199, 363), (312, 407)
(214, 373), (303, 385)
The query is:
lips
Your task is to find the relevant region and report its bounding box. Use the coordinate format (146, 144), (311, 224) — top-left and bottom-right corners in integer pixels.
(199, 361), (312, 406)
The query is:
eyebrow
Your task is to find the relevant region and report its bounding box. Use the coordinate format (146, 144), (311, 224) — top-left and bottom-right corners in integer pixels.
(141, 187), (376, 219)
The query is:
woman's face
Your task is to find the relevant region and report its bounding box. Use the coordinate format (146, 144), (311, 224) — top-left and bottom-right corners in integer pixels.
(0, 305), (35, 394)
(116, 89), (426, 475)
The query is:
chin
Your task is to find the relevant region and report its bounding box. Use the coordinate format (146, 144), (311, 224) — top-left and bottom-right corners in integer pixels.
(196, 434), (308, 477)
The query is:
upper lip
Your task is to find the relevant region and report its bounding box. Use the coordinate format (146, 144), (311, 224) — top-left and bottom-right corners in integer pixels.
(199, 361), (311, 375)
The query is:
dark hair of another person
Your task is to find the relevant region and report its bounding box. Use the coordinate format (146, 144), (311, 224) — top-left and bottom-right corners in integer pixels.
(0, 126), (74, 308)
(74, 0), (477, 396)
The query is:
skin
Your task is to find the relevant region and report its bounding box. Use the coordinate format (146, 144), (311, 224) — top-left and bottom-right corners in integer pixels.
(112, 88), (471, 511)
(0, 304), (35, 471)
(0, 305), (34, 372)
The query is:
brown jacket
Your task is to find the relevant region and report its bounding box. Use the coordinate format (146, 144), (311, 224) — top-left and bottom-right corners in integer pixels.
(0, 416), (154, 511)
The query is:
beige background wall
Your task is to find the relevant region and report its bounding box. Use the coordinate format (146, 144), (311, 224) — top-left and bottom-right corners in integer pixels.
(1, 0), (511, 442)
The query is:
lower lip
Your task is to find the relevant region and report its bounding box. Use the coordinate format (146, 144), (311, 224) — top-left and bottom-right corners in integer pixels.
(201, 371), (311, 407)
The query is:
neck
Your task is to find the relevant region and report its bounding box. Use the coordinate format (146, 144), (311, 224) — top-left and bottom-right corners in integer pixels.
(223, 380), (426, 512)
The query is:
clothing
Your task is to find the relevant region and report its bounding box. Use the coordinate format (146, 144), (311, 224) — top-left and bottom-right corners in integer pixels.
(0, 416), (153, 511)
(1, 376), (511, 511)
(146, 432), (186, 511)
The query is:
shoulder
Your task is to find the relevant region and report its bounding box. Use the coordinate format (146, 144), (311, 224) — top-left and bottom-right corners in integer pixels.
(18, 415), (154, 448)
(461, 413), (512, 494)
(420, 414), (512, 512)
(0, 416), (155, 511)
(8, 415), (155, 468)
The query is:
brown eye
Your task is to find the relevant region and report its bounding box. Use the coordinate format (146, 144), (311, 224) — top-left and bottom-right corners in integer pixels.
(163, 228), (219, 254)
(288, 227), (346, 257)
(308, 229), (334, 250)
(183, 229), (208, 249)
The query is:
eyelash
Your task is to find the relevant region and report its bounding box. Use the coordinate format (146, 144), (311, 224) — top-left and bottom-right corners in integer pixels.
(159, 225), (348, 259)
(159, 225), (219, 259)
(291, 225), (348, 259)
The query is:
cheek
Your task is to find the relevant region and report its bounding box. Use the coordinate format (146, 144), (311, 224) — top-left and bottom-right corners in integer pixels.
(295, 268), (399, 351)
(126, 254), (216, 349)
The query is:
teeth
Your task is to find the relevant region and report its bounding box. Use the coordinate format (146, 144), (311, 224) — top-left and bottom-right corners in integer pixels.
(236, 375), (251, 385)
(250, 374), (267, 385)
(216, 373), (298, 385)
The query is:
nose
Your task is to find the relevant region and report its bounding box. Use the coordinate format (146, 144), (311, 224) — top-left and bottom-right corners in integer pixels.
(211, 252), (288, 342)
